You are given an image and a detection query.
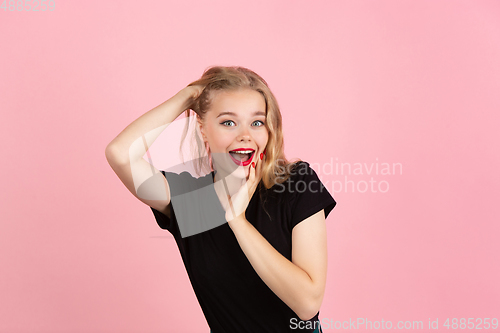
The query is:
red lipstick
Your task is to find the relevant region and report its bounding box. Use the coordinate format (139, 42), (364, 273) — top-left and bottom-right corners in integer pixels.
(228, 148), (255, 166)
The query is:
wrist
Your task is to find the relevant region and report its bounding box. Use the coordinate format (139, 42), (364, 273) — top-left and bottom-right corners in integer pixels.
(174, 87), (196, 112)
(228, 214), (248, 230)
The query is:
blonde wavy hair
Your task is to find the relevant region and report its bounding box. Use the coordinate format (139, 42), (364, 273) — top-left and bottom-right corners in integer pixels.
(180, 65), (301, 190)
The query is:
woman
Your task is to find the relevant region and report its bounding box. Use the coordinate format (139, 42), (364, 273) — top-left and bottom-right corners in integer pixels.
(105, 66), (336, 332)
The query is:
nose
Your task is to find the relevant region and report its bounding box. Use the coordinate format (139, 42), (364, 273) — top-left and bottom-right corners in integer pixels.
(237, 126), (252, 142)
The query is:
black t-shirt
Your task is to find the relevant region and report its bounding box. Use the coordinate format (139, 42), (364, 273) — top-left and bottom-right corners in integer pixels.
(150, 161), (337, 333)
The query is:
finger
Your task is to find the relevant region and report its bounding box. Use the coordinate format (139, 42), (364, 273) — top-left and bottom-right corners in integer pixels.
(227, 194), (237, 221)
(247, 148), (262, 188)
(257, 149), (264, 178)
(249, 153), (257, 183)
(253, 149), (263, 182)
(223, 179), (236, 220)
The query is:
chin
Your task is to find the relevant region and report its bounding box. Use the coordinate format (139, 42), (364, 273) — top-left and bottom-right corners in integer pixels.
(214, 164), (246, 179)
(212, 154), (251, 179)
(234, 166), (249, 179)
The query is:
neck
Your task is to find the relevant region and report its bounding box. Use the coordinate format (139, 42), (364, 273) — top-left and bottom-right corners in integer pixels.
(213, 169), (247, 197)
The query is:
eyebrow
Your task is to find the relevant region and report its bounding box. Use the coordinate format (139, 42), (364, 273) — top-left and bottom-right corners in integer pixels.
(216, 111), (266, 118)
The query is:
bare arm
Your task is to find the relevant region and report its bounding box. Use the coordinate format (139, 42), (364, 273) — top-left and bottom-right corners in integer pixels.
(105, 86), (202, 165)
(104, 85), (203, 214)
(228, 210), (328, 321)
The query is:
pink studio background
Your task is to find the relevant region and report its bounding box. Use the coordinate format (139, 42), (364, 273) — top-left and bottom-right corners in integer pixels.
(1, 1), (499, 332)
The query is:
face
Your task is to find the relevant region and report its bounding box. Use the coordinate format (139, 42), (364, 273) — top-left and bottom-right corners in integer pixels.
(198, 88), (269, 179)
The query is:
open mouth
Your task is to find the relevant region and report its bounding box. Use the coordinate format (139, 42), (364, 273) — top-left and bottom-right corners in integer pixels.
(229, 149), (255, 166)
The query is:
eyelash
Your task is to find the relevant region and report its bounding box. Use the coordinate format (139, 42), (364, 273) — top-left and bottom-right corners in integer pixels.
(221, 120), (265, 127)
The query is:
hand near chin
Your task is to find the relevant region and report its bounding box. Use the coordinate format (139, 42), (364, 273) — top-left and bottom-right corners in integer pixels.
(223, 153), (263, 225)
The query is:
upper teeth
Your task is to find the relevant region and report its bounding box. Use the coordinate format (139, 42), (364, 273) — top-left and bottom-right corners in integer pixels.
(232, 150), (253, 154)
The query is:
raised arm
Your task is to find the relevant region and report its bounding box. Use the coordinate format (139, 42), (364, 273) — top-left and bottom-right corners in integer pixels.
(104, 85), (203, 216)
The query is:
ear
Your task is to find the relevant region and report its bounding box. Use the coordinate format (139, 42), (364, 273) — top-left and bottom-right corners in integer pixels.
(197, 116), (207, 142)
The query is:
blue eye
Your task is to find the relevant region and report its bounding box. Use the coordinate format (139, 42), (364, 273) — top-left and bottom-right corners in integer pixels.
(220, 120), (265, 127)
(221, 120), (235, 126)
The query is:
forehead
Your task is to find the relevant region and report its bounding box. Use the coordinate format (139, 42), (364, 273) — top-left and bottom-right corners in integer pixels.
(208, 89), (266, 115)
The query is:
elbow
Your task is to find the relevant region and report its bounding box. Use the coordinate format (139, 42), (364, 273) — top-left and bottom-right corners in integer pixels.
(105, 143), (116, 160)
(296, 307), (319, 322)
(296, 283), (325, 320)
(105, 143), (126, 166)
(295, 297), (322, 321)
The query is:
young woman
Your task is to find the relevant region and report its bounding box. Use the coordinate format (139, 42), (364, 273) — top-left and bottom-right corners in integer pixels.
(105, 66), (336, 333)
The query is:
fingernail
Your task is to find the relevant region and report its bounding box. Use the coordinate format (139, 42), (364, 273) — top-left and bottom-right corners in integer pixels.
(252, 162), (255, 168)
(260, 153), (263, 160)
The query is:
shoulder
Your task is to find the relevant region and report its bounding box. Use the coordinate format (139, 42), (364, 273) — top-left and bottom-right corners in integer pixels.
(283, 161), (337, 228)
(161, 170), (213, 196)
(285, 161), (319, 184)
(269, 161), (322, 196)
(288, 160), (313, 175)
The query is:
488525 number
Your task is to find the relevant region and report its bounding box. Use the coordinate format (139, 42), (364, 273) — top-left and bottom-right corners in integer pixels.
(443, 318), (498, 330)
(1, 0), (55, 11)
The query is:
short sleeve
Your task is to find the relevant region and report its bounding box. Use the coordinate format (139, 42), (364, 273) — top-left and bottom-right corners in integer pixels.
(149, 170), (182, 234)
(150, 170), (227, 238)
(286, 162), (337, 230)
